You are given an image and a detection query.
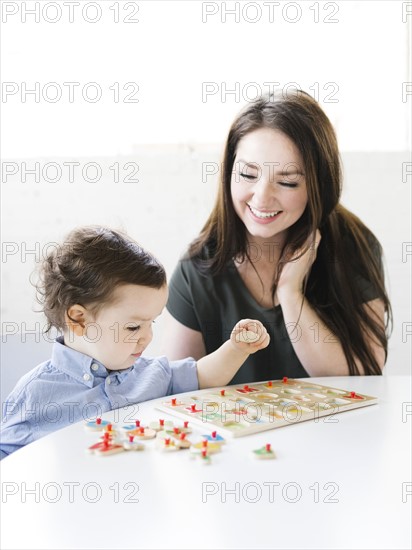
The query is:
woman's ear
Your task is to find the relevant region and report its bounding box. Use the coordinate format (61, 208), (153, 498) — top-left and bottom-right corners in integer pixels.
(65, 305), (88, 336)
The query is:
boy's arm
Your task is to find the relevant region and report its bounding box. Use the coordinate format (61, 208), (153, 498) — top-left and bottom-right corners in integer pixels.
(0, 393), (36, 460)
(196, 319), (270, 389)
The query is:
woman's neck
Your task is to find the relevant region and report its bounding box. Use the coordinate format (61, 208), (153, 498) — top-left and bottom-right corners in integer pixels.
(234, 233), (288, 308)
(243, 232), (287, 265)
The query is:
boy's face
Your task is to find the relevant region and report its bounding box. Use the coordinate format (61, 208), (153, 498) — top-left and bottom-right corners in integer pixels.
(80, 283), (168, 371)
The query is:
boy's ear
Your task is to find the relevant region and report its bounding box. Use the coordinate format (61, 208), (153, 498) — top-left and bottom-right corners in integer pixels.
(65, 305), (88, 336)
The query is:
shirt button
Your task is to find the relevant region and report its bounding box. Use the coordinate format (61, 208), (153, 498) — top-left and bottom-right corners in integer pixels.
(83, 373), (91, 381)
(91, 363), (99, 371)
(107, 378), (112, 385)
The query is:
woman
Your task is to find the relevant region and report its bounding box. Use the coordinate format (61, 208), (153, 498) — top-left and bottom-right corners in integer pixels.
(163, 90), (392, 382)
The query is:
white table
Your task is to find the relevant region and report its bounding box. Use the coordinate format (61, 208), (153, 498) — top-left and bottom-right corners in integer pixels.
(1, 376), (411, 550)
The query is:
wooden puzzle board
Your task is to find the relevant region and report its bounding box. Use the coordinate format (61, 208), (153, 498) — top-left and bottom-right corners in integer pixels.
(156, 378), (378, 438)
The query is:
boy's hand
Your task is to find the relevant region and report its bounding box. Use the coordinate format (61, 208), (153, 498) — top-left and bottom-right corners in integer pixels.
(197, 319), (270, 388)
(231, 319), (270, 354)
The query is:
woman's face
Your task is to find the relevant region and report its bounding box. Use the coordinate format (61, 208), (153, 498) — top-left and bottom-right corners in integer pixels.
(230, 127), (308, 246)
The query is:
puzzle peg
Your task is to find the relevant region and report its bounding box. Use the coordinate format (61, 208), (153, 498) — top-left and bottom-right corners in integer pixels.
(202, 431), (226, 444)
(168, 430), (191, 449)
(343, 391), (363, 400)
(181, 421), (192, 434)
(185, 403), (202, 413)
(253, 444), (276, 460)
(199, 449), (212, 465)
(84, 417), (110, 431)
(191, 441), (221, 454)
(123, 434), (144, 451)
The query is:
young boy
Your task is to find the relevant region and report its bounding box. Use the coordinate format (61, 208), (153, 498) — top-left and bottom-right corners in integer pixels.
(0, 226), (270, 459)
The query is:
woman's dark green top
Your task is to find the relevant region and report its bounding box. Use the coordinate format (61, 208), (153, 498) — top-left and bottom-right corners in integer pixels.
(166, 234), (383, 384)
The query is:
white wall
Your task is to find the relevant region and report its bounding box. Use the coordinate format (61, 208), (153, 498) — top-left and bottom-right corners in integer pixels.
(1, 0), (411, 376)
(2, 1), (410, 154)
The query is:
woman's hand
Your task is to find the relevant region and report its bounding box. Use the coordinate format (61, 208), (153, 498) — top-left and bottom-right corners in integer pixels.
(230, 319), (270, 354)
(276, 229), (322, 302)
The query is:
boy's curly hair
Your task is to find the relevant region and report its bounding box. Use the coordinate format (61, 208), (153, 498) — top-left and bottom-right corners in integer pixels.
(35, 226), (166, 333)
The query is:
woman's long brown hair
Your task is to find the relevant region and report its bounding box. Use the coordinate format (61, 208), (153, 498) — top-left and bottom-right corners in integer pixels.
(188, 90), (392, 375)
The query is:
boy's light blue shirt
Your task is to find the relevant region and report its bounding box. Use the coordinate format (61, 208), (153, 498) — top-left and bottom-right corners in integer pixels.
(0, 337), (198, 459)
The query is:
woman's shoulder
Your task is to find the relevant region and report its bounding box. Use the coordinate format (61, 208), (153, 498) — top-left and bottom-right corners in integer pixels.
(169, 249), (215, 295)
(326, 207), (385, 302)
(167, 244), (228, 328)
(173, 239), (223, 278)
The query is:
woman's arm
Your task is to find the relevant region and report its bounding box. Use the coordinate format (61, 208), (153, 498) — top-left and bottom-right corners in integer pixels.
(279, 294), (386, 376)
(162, 309), (206, 361)
(277, 230), (386, 375)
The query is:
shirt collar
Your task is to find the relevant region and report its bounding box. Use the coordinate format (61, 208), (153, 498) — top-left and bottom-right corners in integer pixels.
(51, 336), (108, 387)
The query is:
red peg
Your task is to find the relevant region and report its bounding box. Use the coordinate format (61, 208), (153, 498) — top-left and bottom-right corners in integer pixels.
(173, 427), (180, 434)
(282, 377), (288, 384)
(96, 417), (102, 425)
(165, 438), (170, 446)
(107, 423), (112, 431)
(344, 391), (362, 399)
(129, 435), (134, 443)
(212, 431), (217, 439)
(190, 404), (196, 412)
(183, 421), (189, 428)
(266, 443), (271, 452)
(159, 419), (165, 426)
(139, 427), (145, 434)
(244, 385), (249, 391)
(171, 398), (177, 406)
(135, 420), (140, 427)
(267, 381), (273, 387)
(180, 433), (186, 440)
(201, 450), (207, 458)
(220, 389), (225, 396)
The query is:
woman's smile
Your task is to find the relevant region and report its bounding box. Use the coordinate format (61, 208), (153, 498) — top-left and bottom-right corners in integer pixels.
(247, 203), (283, 223)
